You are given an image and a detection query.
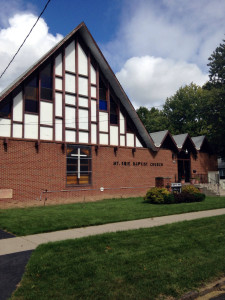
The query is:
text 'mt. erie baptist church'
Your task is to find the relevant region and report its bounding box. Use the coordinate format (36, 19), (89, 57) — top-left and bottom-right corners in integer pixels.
(0, 23), (217, 207)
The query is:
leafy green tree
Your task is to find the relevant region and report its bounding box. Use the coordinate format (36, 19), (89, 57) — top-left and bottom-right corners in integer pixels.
(163, 83), (208, 136)
(136, 106), (168, 133)
(202, 88), (225, 157)
(207, 39), (225, 87)
(203, 38), (225, 158)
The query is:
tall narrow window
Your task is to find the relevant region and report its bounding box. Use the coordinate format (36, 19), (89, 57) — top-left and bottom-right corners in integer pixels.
(99, 77), (107, 111)
(40, 64), (52, 100)
(126, 115), (135, 133)
(0, 96), (12, 118)
(25, 76), (39, 113)
(67, 145), (92, 185)
(110, 97), (118, 125)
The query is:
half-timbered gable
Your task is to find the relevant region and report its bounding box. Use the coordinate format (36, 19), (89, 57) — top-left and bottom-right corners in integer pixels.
(0, 23), (218, 206)
(0, 23), (154, 150)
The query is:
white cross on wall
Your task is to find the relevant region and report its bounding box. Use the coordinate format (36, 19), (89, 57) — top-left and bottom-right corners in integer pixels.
(71, 148), (87, 179)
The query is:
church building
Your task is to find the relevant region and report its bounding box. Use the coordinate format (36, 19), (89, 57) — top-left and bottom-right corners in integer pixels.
(0, 23), (217, 207)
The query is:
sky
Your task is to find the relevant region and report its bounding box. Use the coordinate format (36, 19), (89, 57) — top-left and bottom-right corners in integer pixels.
(0, 0), (224, 109)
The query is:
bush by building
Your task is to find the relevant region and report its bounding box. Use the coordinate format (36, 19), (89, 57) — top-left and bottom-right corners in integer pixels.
(144, 186), (205, 204)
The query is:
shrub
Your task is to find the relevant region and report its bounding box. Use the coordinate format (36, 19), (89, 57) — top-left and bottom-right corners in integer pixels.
(144, 187), (205, 205)
(164, 193), (175, 204)
(182, 185), (200, 194)
(144, 187), (170, 204)
(174, 191), (205, 203)
(193, 193), (206, 202)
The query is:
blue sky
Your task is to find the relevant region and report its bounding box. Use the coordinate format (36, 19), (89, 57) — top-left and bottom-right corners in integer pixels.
(0, 0), (224, 108)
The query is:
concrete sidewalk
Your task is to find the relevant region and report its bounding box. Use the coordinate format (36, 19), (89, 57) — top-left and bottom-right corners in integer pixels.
(1, 208), (225, 256)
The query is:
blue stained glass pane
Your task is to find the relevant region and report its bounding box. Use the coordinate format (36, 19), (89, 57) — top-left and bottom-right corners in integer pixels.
(99, 100), (107, 111)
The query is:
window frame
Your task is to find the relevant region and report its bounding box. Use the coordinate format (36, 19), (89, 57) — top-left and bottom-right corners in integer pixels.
(40, 63), (53, 101)
(66, 145), (92, 186)
(0, 96), (12, 118)
(99, 76), (108, 112)
(24, 75), (39, 114)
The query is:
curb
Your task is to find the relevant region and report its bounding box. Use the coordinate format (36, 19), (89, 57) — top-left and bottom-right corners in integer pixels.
(181, 279), (225, 300)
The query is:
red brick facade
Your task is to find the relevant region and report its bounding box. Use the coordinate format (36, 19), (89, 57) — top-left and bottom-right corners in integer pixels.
(0, 138), (217, 208)
(191, 152), (218, 178)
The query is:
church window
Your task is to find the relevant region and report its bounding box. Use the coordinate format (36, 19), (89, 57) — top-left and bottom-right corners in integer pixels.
(25, 76), (39, 113)
(110, 97), (118, 125)
(40, 63), (53, 100)
(0, 96), (12, 118)
(66, 145), (92, 185)
(99, 77), (107, 111)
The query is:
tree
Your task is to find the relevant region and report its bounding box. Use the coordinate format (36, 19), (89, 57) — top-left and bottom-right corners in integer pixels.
(136, 106), (168, 133)
(203, 38), (225, 158)
(163, 83), (208, 136)
(207, 39), (225, 87)
(202, 88), (225, 157)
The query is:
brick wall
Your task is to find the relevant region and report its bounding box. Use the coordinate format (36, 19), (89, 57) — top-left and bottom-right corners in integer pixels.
(0, 139), (218, 208)
(191, 152), (218, 180)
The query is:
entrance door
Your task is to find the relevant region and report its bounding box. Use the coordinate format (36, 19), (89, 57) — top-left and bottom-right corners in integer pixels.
(177, 151), (191, 182)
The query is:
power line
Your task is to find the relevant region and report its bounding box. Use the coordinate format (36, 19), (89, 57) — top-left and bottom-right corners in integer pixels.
(0, 0), (52, 80)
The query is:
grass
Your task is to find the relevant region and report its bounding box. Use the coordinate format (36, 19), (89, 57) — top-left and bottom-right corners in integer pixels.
(11, 215), (225, 300)
(0, 196), (225, 236)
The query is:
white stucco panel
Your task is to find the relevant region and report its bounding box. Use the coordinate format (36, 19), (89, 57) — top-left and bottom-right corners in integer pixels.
(65, 41), (75, 72)
(110, 126), (119, 146)
(40, 102), (53, 126)
(78, 43), (88, 76)
(99, 133), (108, 145)
(91, 86), (97, 98)
(65, 130), (76, 142)
(55, 78), (62, 91)
(79, 109), (88, 130)
(136, 136), (143, 147)
(40, 127), (53, 141)
(65, 106), (76, 128)
(91, 64), (96, 84)
(55, 53), (62, 76)
(13, 123), (22, 138)
(79, 131), (89, 143)
(120, 112), (125, 134)
(99, 112), (108, 132)
(55, 119), (62, 141)
(91, 123), (97, 144)
(24, 114), (38, 139)
(126, 133), (134, 147)
(120, 135), (125, 146)
(79, 97), (88, 108)
(78, 77), (88, 96)
(13, 92), (23, 122)
(65, 94), (76, 106)
(0, 118), (11, 137)
(91, 100), (96, 122)
(55, 93), (62, 117)
(65, 74), (76, 94)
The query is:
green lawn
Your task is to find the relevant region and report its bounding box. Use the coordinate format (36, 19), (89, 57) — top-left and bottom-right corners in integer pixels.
(11, 215), (225, 300)
(0, 196), (225, 236)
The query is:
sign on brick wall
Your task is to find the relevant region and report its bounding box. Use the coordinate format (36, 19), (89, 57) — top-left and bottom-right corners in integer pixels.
(0, 189), (13, 199)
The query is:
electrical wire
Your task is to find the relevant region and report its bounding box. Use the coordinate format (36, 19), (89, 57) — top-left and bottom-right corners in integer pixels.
(0, 0), (52, 80)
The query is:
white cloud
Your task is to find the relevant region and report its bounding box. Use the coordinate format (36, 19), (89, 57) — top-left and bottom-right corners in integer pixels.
(0, 13), (63, 93)
(103, 0), (225, 108)
(116, 56), (208, 108)
(112, 0), (225, 69)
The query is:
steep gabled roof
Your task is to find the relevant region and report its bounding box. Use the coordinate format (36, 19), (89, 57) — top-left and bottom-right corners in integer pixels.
(173, 133), (197, 154)
(191, 136), (206, 150)
(150, 130), (169, 147)
(173, 133), (188, 149)
(191, 135), (213, 153)
(150, 130), (178, 151)
(0, 22), (156, 150)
